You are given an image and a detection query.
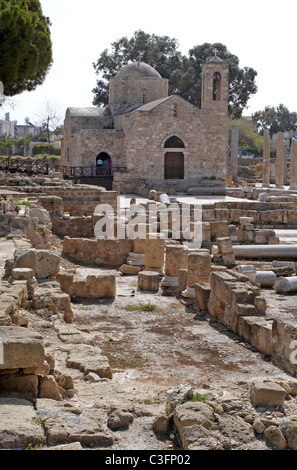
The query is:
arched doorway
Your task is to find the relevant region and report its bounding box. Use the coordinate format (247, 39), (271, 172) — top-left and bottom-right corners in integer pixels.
(164, 136), (185, 180)
(96, 152), (112, 175)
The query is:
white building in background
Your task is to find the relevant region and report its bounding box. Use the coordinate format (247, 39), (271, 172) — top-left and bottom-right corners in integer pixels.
(0, 113), (15, 138)
(14, 123), (43, 138)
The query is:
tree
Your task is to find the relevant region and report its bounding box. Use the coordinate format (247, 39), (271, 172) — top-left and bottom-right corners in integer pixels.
(252, 104), (297, 137)
(92, 30), (183, 107)
(16, 134), (32, 156)
(92, 31), (258, 118)
(229, 119), (264, 155)
(0, 135), (15, 156)
(0, 0), (53, 96)
(32, 101), (63, 144)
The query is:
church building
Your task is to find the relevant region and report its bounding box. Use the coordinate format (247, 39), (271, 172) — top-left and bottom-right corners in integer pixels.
(61, 54), (229, 194)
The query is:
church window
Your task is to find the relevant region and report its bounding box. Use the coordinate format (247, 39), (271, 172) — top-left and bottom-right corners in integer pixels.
(213, 72), (221, 101)
(164, 136), (185, 148)
(142, 93), (146, 104)
(174, 104), (178, 117)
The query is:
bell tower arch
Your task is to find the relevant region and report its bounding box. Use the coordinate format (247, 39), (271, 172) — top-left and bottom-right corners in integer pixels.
(201, 51), (229, 110)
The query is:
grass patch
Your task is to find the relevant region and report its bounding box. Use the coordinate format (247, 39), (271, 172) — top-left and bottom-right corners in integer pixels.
(180, 392), (211, 404)
(109, 353), (146, 369)
(125, 302), (156, 312)
(18, 200), (33, 207)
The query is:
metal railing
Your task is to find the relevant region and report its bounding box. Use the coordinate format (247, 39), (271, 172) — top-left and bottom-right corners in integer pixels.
(0, 157), (127, 178)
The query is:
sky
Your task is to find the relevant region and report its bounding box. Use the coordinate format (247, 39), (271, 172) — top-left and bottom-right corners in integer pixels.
(2, 0), (297, 125)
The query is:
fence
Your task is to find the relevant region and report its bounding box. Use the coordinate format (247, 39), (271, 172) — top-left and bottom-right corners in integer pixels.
(0, 157), (127, 179)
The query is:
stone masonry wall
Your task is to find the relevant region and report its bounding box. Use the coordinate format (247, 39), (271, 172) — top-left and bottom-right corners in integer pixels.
(37, 187), (119, 216)
(62, 236), (133, 266)
(119, 95), (227, 192)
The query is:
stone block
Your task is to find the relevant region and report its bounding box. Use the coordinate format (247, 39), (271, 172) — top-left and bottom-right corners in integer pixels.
(187, 252), (211, 287)
(14, 249), (60, 279)
(165, 245), (188, 277)
(177, 269), (188, 291)
(195, 282), (211, 311)
(138, 271), (160, 292)
(0, 398), (46, 449)
(11, 268), (34, 280)
(250, 381), (287, 408)
(0, 373), (39, 398)
(119, 264), (141, 275)
(0, 326), (44, 370)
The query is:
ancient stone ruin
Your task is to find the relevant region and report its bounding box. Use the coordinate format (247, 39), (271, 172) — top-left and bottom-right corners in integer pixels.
(0, 158), (297, 452)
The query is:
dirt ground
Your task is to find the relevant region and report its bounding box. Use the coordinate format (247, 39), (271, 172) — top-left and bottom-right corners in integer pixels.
(1, 236), (297, 451)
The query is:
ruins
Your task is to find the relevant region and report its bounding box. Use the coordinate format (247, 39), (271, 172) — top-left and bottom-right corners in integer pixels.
(1, 59), (297, 452)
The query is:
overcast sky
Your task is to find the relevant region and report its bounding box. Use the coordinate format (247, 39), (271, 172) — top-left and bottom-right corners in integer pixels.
(2, 0), (297, 125)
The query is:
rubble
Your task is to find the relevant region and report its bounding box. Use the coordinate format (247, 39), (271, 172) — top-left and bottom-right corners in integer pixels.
(0, 173), (297, 451)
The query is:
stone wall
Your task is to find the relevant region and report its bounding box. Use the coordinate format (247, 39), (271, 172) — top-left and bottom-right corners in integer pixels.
(37, 187), (119, 216)
(62, 236), (133, 266)
(56, 272), (116, 299)
(113, 96), (227, 195)
(202, 200), (297, 227)
(51, 216), (94, 239)
(204, 270), (297, 377)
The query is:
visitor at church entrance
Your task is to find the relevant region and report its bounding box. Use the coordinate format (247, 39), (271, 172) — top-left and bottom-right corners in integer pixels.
(96, 152), (112, 175)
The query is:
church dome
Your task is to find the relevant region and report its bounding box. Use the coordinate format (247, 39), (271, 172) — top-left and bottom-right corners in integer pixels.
(117, 61), (161, 78)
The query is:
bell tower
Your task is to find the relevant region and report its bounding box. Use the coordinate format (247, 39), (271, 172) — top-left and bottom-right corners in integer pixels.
(201, 51), (229, 110)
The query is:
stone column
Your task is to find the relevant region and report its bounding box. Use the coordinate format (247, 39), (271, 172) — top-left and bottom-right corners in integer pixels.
(230, 125), (239, 180)
(275, 132), (284, 188)
(283, 142), (288, 185)
(290, 138), (297, 190)
(162, 245), (188, 288)
(182, 251), (211, 299)
(144, 233), (166, 274)
(262, 129), (271, 187)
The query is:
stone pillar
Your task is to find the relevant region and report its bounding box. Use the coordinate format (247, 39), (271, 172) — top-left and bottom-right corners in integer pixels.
(275, 132), (284, 188)
(283, 142), (288, 185)
(230, 125), (239, 180)
(144, 233), (165, 274)
(290, 138), (297, 190)
(162, 245), (188, 288)
(182, 251), (211, 299)
(126, 223), (148, 266)
(216, 237), (236, 267)
(262, 129), (271, 187)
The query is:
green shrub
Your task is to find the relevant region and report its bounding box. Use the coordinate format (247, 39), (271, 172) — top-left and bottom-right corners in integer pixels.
(32, 143), (61, 156)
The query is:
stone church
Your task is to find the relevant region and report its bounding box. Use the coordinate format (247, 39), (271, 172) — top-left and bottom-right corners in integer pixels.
(61, 54), (229, 194)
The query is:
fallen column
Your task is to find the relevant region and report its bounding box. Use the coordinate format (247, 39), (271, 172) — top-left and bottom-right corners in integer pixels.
(233, 245), (297, 259)
(236, 265), (256, 282)
(274, 276), (297, 293)
(255, 271), (277, 287)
